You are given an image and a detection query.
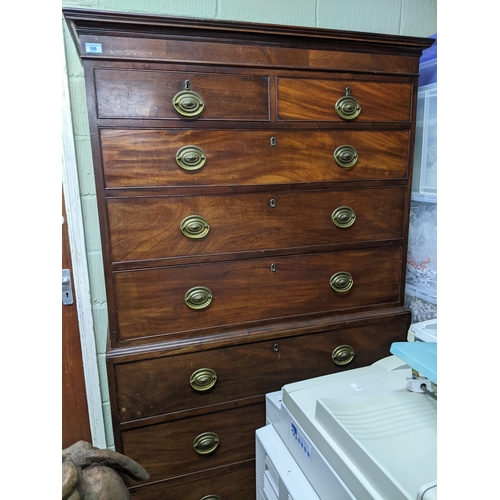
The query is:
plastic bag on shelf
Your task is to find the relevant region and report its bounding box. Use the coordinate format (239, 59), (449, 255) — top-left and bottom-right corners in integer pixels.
(404, 293), (437, 324)
(406, 201), (437, 293)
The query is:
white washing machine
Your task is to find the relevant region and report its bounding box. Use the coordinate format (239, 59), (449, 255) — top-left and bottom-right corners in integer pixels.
(256, 320), (437, 500)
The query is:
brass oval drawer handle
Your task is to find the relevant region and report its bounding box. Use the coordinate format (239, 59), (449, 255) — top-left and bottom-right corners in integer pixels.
(190, 368), (218, 392)
(185, 286), (213, 310)
(331, 206), (356, 228)
(330, 271), (353, 293)
(200, 496), (221, 500)
(333, 145), (358, 168)
(180, 215), (210, 239)
(193, 432), (220, 455)
(335, 87), (361, 120)
(332, 345), (355, 366)
(176, 145), (207, 171)
(173, 80), (205, 118)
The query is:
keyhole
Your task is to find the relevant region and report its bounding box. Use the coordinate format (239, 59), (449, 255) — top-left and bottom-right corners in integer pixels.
(270, 199), (276, 208)
(270, 137), (277, 147)
(185, 80), (191, 90)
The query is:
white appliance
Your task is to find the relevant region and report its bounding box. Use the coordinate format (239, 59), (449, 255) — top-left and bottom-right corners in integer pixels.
(255, 424), (321, 500)
(256, 320), (437, 500)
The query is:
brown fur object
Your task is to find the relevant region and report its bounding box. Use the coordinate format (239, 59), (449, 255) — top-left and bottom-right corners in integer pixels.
(62, 440), (149, 500)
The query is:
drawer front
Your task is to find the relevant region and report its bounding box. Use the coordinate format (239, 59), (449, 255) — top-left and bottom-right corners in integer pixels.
(113, 247), (402, 342)
(100, 128), (409, 188)
(130, 465), (255, 500)
(122, 402), (264, 484)
(108, 187), (405, 264)
(277, 78), (412, 122)
(115, 316), (407, 422)
(95, 69), (270, 120)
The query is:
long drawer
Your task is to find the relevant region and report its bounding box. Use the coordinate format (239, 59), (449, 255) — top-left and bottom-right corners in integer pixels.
(107, 186), (405, 264)
(100, 129), (409, 188)
(112, 247), (402, 342)
(95, 69), (270, 120)
(114, 315), (407, 423)
(129, 464), (256, 500)
(122, 401), (264, 484)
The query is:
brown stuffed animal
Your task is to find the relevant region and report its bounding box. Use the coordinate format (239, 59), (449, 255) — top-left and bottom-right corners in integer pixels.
(62, 440), (149, 500)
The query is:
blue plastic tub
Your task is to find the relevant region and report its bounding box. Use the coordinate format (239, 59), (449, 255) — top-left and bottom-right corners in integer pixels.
(418, 34), (436, 86)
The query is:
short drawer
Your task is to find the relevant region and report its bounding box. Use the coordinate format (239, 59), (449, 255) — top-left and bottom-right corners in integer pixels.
(277, 78), (412, 122)
(129, 464), (255, 500)
(100, 128), (409, 188)
(113, 247), (402, 342)
(114, 315), (408, 422)
(107, 187), (405, 264)
(121, 401), (264, 484)
(94, 69), (270, 120)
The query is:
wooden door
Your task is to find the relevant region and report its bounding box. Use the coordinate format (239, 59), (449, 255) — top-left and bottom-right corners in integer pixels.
(62, 188), (92, 448)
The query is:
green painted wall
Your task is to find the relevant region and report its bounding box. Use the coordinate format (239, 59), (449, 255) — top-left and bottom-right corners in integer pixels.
(62, 0), (437, 448)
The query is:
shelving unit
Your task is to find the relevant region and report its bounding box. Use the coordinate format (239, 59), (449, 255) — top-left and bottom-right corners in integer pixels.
(405, 36), (437, 322)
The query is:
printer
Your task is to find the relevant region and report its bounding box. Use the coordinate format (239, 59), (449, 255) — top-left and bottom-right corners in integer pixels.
(256, 319), (437, 500)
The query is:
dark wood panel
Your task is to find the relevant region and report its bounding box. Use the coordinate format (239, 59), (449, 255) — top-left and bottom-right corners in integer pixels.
(64, 9), (434, 62)
(121, 401), (264, 484)
(84, 34), (309, 68)
(107, 187), (405, 264)
(129, 464), (256, 499)
(308, 49), (418, 73)
(95, 69), (270, 120)
(78, 34), (419, 75)
(115, 316), (407, 422)
(100, 129), (410, 188)
(113, 247), (402, 342)
(277, 78), (412, 121)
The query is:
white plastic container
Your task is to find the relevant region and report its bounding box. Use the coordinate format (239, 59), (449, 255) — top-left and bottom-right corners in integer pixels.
(412, 82), (437, 202)
(407, 318), (437, 342)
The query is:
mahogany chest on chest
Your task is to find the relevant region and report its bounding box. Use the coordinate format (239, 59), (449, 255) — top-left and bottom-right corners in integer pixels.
(64, 9), (433, 499)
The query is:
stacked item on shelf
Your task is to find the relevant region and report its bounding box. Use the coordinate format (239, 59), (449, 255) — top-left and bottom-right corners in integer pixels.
(405, 34), (437, 323)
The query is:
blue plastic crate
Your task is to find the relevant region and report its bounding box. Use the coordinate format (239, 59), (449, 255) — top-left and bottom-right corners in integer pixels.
(418, 34), (436, 86)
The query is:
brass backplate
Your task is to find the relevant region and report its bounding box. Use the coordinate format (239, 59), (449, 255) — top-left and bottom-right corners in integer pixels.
(173, 89), (205, 118)
(193, 432), (220, 455)
(185, 286), (213, 310)
(190, 368), (218, 392)
(332, 345), (355, 365)
(180, 215), (210, 239)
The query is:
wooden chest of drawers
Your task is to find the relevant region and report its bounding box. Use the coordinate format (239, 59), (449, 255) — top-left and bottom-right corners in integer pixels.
(64, 9), (433, 499)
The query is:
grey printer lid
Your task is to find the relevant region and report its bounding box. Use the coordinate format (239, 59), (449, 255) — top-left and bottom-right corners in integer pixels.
(282, 356), (437, 500)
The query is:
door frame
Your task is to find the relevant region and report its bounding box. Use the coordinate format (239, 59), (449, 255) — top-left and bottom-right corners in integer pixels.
(62, 33), (106, 449)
